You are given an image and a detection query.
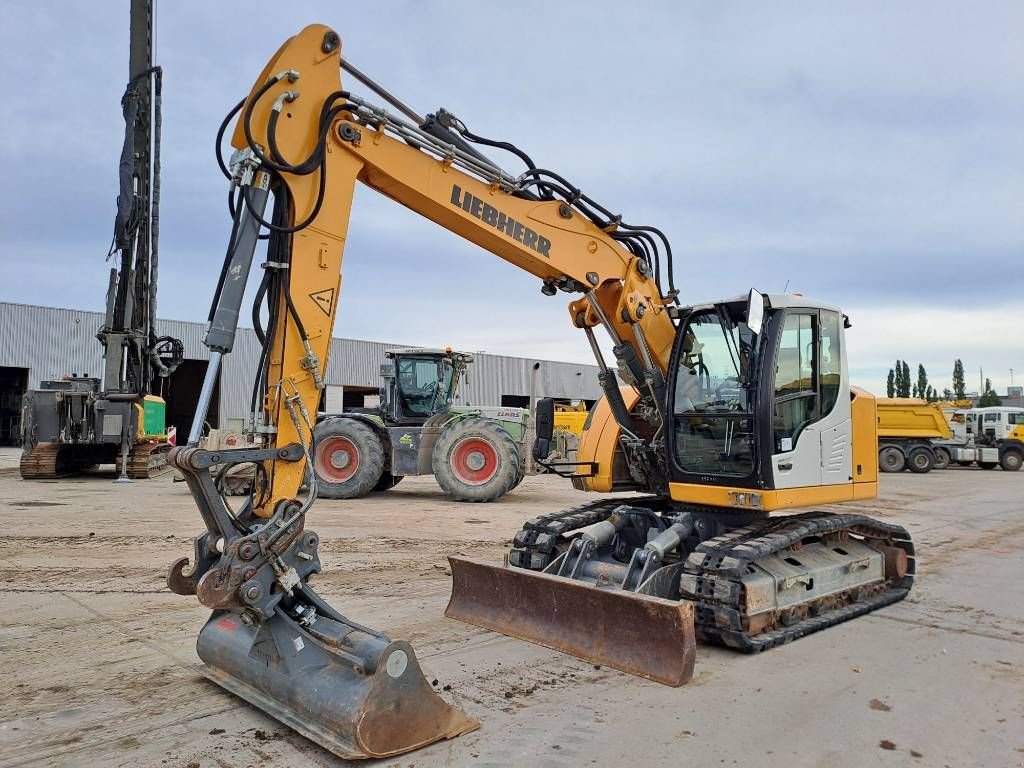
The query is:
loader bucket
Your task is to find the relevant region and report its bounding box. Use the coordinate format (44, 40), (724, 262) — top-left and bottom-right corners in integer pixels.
(196, 610), (479, 759)
(445, 556), (696, 686)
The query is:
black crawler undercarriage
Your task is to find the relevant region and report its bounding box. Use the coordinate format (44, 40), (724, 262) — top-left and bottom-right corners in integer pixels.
(509, 497), (915, 652)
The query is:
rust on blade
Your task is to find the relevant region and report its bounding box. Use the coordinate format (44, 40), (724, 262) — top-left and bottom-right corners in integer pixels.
(445, 556), (696, 686)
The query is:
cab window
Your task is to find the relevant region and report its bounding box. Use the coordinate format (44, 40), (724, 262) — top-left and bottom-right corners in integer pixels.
(672, 311), (755, 477)
(819, 310), (842, 416)
(772, 313), (817, 452)
(397, 357), (444, 417)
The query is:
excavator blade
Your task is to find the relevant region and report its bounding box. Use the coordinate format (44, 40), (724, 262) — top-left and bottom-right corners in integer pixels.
(196, 610), (479, 760)
(445, 556), (696, 686)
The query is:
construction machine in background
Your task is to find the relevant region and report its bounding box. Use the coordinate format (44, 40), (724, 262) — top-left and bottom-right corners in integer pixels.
(167, 24), (913, 759)
(20, 0), (182, 480)
(313, 348), (528, 500)
(877, 398), (1023, 472)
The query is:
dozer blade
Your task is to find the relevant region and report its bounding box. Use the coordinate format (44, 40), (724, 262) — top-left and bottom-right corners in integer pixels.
(445, 556), (696, 686)
(196, 610), (479, 760)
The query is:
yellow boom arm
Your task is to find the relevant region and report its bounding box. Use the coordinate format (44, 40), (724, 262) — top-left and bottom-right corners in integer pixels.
(239, 25), (678, 513)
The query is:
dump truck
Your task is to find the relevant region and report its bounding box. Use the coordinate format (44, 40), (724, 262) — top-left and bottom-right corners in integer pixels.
(877, 399), (1023, 472)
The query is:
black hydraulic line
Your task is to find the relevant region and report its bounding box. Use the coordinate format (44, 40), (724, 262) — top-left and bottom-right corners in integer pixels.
(265, 98), (350, 175)
(239, 157), (327, 234)
(598, 368), (641, 437)
(458, 126), (537, 171)
(215, 98), (245, 180)
(252, 269), (270, 344)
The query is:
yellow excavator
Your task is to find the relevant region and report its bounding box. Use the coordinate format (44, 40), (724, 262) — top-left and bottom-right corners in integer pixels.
(168, 24), (915, 760)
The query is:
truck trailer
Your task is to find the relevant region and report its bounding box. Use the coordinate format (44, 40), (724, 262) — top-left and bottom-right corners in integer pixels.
(877, 399), (1023, 473)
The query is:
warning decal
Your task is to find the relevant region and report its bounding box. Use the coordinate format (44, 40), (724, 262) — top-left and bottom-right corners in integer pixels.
(309, 288), (335, 317)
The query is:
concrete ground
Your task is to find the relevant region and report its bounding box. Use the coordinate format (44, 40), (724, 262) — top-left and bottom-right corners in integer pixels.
(0, 446), (1021, 768)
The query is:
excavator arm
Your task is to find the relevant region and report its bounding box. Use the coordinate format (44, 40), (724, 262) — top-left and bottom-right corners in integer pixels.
(229, 24), (680, 514)
(167, 23), (684, 759)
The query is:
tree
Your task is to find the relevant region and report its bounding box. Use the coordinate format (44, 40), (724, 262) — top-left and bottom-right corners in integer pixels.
(900, 361), (911, 397)
(942, 387), (953, 401)
(978, 378), (1001, 407)
(886, 369), (895, 398)
(925, 384), (935, 402)
(915, 364), (928, 400)
(894, 359), (905, 397)
(952, 359), (966, 400)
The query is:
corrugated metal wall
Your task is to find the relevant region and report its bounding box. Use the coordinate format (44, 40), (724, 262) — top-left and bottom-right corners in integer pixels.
(0, 302), (602, 423)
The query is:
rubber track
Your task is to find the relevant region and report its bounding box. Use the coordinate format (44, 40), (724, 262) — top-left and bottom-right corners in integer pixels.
(680, 512), (915, 652)
(508, 496), (668, 569)
(126, 442), (172, 479)
(19, 441), (171, 480)
(19, 443), (68, 479)
(508, 504), (915, 653)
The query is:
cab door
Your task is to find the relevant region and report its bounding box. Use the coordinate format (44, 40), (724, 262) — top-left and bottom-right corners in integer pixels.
(769, 309), (850, 489)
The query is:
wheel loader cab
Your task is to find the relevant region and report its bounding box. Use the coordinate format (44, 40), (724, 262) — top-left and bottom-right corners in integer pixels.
(666, 293), (867, 510)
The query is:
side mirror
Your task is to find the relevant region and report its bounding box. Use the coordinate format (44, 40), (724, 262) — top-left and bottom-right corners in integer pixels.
(533, 397), (555, 460)
(746, 288), (765, 336)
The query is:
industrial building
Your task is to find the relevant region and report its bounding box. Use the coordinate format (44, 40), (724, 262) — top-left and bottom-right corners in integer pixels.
(0, 301), (601, 446)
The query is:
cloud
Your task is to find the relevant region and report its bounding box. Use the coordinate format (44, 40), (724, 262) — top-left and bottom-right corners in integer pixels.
(1, 1), (1021, 396)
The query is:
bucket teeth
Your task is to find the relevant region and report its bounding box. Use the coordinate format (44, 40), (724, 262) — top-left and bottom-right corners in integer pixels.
(445, 556), (696, 686)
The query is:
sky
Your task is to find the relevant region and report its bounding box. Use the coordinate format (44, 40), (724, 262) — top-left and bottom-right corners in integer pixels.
(1, 1), (1021, 395)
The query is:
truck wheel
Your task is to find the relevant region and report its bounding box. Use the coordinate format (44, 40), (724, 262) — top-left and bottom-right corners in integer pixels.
(374, 471), (404, 491)
(999, 450), (1023, 472)
(432, 418), (520, 502)
(312, 418), (385, 499)
(978, 461), (997, 470)
(907, 447), (934, 473)
(878, 446), (905, 473)
(932, 448), (951, 470)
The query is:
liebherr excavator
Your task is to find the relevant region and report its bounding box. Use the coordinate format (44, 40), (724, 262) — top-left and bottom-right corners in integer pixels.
(168, 24), (914, 760)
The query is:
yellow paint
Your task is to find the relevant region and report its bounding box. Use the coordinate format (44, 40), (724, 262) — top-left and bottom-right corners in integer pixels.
(875, 397), (952, 440)
(851, 387), (879, 487)
(575, 388), (640, 492)
(668, 481), (875, 511)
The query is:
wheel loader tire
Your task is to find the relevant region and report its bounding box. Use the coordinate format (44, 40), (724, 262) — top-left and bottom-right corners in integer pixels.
(932, 447), (951, 470)
(374, 471), (404, 491)
(312, 418), (385, 499)
(907, 446), (934, 474)
(879, 446), (905, 473)
(432, 418), (519, 502)
(999, 450), (1023, 472)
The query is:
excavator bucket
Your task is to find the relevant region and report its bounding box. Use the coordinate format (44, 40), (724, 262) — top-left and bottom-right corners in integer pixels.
(196, 610), (479, 760)
(445, 556), (696, 686)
